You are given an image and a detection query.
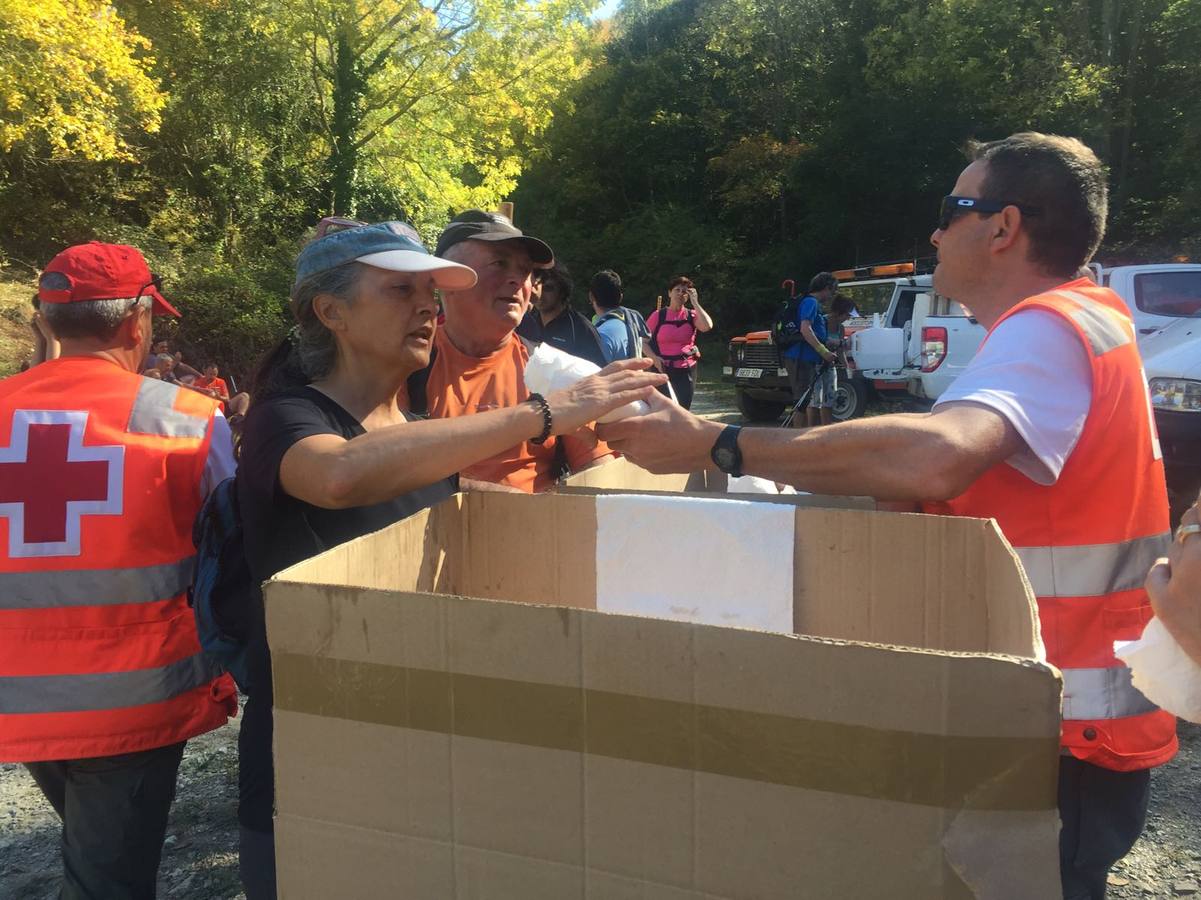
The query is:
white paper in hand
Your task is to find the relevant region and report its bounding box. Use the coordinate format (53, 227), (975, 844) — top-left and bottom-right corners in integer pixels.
(726, 474), (802, 495)
(1114, 616), (1201, 724)
(523, 342), (649, 423)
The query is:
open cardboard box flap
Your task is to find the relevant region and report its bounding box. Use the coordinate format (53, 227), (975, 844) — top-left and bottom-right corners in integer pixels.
(267, 491), (1062, 899)
(560, 455), (875, 508)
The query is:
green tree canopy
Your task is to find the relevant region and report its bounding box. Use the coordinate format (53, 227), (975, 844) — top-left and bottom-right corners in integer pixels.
(0, 0), (164, 160)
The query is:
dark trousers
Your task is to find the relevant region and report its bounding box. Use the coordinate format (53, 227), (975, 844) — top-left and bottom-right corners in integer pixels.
(658, 365), (698, 410)
(238, 629), (278, 899)
(1058, 756), (1151, 900)
(24, 741), (185, 900)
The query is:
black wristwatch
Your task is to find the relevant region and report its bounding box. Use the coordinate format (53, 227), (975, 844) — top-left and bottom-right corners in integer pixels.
(710, 424), (743, 477)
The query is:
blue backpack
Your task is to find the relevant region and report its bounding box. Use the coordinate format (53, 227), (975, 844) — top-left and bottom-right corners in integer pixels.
(189, 475), (256, 690)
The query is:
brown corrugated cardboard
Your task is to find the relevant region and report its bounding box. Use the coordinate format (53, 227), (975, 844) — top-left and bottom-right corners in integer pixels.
(267, 491), (1061, 899)
(560, 454), (874, 511)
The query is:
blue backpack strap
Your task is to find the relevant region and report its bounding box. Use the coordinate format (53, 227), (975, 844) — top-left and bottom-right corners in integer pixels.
(189, 475), (255, 691)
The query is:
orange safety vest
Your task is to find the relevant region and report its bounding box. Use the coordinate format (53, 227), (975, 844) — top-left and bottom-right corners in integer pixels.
(925, 279), (1176, 772)
(0, 356), (236, 763)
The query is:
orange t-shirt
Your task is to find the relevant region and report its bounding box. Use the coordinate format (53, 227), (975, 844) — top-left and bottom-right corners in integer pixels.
(193, 375), (228, 397)
(424, 330), (612, 493)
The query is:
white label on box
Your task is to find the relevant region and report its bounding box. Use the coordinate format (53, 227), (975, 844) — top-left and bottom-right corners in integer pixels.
(595, 494), (795, 634)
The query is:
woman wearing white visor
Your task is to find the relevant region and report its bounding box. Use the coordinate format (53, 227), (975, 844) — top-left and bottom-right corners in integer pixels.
(234, 219), (663, 899)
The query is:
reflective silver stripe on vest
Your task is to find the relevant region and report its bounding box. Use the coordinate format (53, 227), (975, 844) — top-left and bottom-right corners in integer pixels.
(1062, 666), (1158, 720)
(1016, 533), (1170, 598)
(1055, 290), (1133, 355)
(0, 557), (194, 610)
(127, 379), (209, 439)
(0, 651), (221, 715)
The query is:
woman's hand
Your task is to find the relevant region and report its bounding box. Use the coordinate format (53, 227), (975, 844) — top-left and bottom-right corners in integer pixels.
(1146, 496), (1201, 667)
(545, 358), (665, 436)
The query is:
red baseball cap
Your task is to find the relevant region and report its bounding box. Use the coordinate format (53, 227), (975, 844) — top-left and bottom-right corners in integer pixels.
(38, 242), (181, 317)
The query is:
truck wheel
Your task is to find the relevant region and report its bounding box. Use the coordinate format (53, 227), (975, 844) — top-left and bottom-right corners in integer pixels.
(831, 378), (868, 421)
(736, 389), (787, 423)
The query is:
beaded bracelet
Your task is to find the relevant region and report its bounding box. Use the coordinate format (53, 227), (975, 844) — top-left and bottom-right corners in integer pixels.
(527, 392), (553, 445)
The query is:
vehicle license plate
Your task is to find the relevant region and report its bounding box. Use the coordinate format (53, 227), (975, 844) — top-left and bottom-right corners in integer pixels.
(735, 367), (764, 378)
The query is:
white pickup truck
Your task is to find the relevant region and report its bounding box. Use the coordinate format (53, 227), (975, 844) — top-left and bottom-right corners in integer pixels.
(1114, 264), (1201, 511)
(843, 273), (980, 405)
(849, 262), (1201, 510)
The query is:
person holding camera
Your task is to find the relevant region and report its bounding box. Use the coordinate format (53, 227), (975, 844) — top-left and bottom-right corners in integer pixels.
(645, 275), (713, 409)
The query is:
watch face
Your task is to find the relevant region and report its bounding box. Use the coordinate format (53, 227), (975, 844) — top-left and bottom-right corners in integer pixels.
(714, 446), (736, 470)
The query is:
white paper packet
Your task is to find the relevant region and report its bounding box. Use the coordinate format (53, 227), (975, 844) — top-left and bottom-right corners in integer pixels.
(523, 342), (650, 424)
(1114, 616), (1201, 724)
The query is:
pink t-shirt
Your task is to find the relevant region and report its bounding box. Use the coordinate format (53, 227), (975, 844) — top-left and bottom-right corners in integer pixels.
(647, 307), (698, 369)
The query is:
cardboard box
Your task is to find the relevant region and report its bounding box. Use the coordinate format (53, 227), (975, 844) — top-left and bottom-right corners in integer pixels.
(560, 455), (874, 511)
(267, 491), (1062, 899)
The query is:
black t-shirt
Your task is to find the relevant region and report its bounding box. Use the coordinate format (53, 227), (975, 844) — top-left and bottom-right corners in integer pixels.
(238, 385), (458, 584)
(517, 307), (608, 369)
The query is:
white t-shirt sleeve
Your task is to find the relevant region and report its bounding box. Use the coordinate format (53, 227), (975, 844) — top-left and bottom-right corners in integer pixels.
(933, 309), (1092, 486)
(200, 411), (237, 500)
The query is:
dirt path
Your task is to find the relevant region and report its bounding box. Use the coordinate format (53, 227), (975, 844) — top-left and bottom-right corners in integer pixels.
(2, 380), (1197, 899)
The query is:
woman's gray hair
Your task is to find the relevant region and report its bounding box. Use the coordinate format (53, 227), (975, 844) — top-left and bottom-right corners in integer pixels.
(289, 262), (364, 380)
(41, 296), (152, 341)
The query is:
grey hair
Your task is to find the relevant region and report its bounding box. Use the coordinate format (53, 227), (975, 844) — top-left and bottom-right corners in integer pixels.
(289, 262), (364, 380)
(41, 296), (152, 341)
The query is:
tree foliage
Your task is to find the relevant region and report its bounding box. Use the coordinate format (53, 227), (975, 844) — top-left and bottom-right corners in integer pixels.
(297, 0), (597, 224)
(0, 0), (599, 373)
(1, 0), (1200, 371)
(0, 0), (165, 160)
(515, 0), (1201, 337)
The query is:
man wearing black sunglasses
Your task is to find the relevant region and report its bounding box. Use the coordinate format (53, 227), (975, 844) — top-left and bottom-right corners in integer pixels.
(601, 132), (1173, 900)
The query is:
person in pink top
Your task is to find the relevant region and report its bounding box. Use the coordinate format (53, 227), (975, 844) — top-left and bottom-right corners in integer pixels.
(645, 275), (714, 409)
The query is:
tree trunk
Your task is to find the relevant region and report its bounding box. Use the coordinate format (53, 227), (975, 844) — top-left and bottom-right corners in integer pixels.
(1113, 0), (1144, 206)
(329, 27), (366, 216)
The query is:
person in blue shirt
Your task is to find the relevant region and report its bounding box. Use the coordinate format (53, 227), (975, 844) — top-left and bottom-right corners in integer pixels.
(783, 271), (840, 427)
(590, 269), (651, 364)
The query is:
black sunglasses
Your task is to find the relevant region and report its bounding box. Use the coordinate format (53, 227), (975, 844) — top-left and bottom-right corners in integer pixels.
(938, 195), (1043, 232)
(134, 273), (163, 306)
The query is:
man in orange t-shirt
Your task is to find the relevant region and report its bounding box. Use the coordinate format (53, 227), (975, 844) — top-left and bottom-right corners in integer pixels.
(191, 362), (250, 419)
(192, 363), (229, 401)
(423, 210), (613, 493)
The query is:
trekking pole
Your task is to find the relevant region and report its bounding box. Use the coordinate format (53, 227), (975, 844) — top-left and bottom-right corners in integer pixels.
(779, 340), (842, 428)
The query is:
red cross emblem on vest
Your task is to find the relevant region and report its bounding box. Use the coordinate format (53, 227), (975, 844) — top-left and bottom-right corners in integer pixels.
(0, 410), (124, 558)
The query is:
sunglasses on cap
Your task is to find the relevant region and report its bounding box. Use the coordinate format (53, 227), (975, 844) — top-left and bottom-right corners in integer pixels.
(316, 216), (368, 238)
(938, 196), (1043, 232)
(134, 273), (164, 307)
(315, 217), (425, 247)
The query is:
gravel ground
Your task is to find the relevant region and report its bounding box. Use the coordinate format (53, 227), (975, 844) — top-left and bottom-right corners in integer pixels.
(0, 708), (243, 900)
(1109, 722), (1201, 898)
(2, 379), (1197, 899)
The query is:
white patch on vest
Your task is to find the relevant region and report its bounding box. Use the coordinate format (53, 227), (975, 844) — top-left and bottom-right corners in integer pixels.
(0, 410), (125, 558)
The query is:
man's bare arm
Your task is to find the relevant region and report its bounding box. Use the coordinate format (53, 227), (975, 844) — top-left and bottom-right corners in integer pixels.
(599, 394), (1025, 502)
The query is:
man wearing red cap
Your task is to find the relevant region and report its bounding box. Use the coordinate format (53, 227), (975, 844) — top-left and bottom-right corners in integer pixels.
(0, 242), (238, 899)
